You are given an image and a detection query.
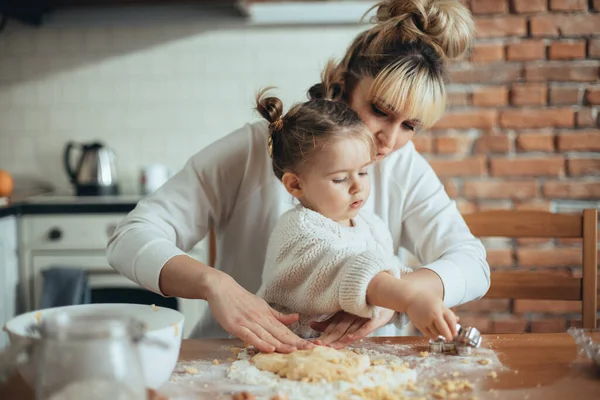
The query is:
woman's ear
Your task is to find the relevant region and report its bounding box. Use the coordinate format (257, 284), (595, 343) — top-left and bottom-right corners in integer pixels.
(281, 172), (303, 199)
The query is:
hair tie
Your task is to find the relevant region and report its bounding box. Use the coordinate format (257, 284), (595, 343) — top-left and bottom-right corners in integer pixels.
(270, 118), (284, 132)
(267, 135), (274, 158)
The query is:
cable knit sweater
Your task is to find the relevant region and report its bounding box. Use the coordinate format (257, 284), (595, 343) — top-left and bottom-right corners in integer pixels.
(257, 205), (412, 336)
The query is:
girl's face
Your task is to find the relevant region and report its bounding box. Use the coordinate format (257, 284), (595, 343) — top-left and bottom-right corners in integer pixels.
(348, 78), (421, 160)
(282, 137), (372, 226)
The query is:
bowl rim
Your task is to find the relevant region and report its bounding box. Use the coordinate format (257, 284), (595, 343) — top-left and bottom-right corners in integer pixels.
(4, 303), (185, 337)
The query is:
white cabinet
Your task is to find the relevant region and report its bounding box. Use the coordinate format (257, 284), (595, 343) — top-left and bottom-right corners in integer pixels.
(0, 215), (18, 350)
(19, 214), (209, 339)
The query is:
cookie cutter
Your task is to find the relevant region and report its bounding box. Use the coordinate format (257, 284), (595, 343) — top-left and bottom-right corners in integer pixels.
(427, 323), (482, 355)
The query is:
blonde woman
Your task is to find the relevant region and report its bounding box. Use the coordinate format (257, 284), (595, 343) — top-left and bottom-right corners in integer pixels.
(107, 0), (490, 353)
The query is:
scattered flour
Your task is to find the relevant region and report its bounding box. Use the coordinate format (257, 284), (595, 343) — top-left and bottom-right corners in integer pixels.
(47, 380), (143, 400)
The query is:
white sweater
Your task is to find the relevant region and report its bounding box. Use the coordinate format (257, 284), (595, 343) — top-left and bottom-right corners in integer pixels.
(107, 120), (490, 339)
(257, 205), (412, 337)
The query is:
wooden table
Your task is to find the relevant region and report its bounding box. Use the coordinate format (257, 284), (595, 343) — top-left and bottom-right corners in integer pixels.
(1, 333), (598, 399)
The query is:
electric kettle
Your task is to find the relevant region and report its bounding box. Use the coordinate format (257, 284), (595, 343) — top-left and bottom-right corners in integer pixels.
(63, 141), (119, 196)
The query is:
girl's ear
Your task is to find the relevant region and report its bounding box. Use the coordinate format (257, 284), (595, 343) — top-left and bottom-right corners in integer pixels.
(281, 172), (303, 199)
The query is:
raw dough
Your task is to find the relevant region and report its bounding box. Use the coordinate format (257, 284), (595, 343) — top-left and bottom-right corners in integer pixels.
(251, 346), (370, 382)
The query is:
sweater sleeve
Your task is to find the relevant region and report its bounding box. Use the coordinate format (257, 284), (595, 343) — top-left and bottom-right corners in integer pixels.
(258, 210), (396, 319)
(395, 143), (491, 308)
(106, 123), (256, 294)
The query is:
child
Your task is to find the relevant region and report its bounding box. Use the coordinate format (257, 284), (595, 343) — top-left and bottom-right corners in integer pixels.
(255, 86), (456, 339)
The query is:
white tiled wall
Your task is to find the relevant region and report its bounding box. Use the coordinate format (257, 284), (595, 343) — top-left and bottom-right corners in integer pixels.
(0, 6), (364, 193)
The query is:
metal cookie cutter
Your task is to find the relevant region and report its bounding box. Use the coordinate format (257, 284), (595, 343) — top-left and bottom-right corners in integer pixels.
(455, 323), (482, 356)
(428, 336), (456, 354)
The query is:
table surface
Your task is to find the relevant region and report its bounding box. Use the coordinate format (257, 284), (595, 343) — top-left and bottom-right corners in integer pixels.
(1, 333), (598, 399)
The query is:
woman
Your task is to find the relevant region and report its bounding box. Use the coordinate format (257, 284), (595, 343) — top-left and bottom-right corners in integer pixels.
(107, 0), (490, 354)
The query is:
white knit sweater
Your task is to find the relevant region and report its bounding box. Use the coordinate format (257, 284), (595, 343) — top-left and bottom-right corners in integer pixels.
(257, 205), (411, 336)
(107, 120), (490, 339)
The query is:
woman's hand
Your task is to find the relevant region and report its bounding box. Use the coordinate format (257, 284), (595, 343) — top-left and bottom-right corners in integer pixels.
(205, 272), (313, 354)
(405, 292), (457, 341)
(309, 308), (395, 349)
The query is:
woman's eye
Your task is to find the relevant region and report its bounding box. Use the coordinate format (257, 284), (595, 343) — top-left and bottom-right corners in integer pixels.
(333, 178), (347, 184)
(371, 104), (388, 117)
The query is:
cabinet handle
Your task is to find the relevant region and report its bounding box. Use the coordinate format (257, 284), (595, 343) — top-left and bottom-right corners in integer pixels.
(48, 228), (62, 241)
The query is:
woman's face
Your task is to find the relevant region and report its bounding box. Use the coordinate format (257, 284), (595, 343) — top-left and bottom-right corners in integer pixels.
(348, 78), (421, 160)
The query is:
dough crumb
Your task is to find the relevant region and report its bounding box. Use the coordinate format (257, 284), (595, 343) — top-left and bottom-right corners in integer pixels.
(150, 304), (158, 312)
(183, 366), (198, 374)
(35, 312), (43, 324)
(371, 359), (386, 366)
(173, 323), (179, 337)
(461, 359), (470, 364)
(489, 371), (498, 379)
(419, 351), (429, 358)
(231, 392), (256, 400)
(212, 359), (221, 365)
(478, 359), (490, 365)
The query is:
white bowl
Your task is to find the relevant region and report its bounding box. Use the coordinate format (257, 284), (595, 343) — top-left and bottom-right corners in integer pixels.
(4, 303), (184, 390)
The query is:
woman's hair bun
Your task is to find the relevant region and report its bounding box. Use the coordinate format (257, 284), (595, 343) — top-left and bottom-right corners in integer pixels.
(374, 0), (474, 60)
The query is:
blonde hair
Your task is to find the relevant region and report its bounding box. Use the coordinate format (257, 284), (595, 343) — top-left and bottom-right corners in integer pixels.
(310, 0), (474, 129)
(255, 87), (375, 180)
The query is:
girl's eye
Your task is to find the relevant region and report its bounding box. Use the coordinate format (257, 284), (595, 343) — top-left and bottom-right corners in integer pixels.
(333, 178), (347, 184)
(402, 122), (416, 131)
(359, 171), (369, 177)
(371, 104), (388, 117)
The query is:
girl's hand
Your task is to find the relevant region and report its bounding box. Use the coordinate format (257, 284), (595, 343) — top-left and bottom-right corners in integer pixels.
(206, 273), (313, 353)
(405, 292), (457, 341)
(309, 308), (395, 349)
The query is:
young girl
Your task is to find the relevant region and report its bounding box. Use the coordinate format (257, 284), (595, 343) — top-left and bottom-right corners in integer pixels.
(108, 0), (489, 353)
(254, 87), (427, 338)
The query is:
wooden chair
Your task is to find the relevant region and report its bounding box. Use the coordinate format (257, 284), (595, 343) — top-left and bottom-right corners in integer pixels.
(463, 209), (598, 329)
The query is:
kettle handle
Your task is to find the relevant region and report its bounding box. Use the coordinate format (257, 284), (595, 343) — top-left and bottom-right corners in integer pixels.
(63, 141), (78, 183)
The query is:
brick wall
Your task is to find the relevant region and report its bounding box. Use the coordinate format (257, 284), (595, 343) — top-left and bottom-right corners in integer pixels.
(414, 0), (600, 333)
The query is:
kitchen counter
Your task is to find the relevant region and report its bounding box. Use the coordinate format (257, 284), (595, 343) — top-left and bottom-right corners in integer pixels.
(1, 333), (599, 399)
(0, 193), (142, 218)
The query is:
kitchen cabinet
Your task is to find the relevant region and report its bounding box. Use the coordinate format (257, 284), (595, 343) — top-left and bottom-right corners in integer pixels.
(18, 213), (209, 338)
(0, 215), (18, 350)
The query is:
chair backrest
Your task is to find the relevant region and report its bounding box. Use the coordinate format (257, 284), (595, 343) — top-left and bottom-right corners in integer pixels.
(463, 209), (598, 329)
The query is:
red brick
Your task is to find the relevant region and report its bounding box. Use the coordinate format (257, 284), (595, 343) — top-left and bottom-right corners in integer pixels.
(506, 40), (546, 61)
(585, 87), (600, 105)
(530, 319), (567, 333)
(514, 299), (581, 314)
(475, 16), (527, 38)
(434, 136), (472, 154)
(464, 181), (538, 200)
(516, 132), (555, 152)
(443, 179), (460, 198)
(490, 157), (564, 177)
(549, 0), (588, 11)
(525, 62), (600, 82)
(432, 110), (497, 130)
(557, 130), (600, 151)
(517, 248), (582, 268)
(549, 86), (582, 105)
(500, 108), (574, 129)
(543, 181), (600, 199)
(594, 0), (600, 10)
(474, 135), (511, 154)
(567, 158), (600, 176)
(530, 14), (600, 37)
(557, 238), (583, 246)
(549, 40), (586, 60)
(490, 317), (528, 334)
(472, 86), (508, 107)
(486, 249), (514, 268)
(576, 108), (598, 128)
(447, 91), (469, 107)
(429, 157), (487, 177)
(511, 0), (547, 13)
(514, 201), (552, 211)
(510, 83), (547, 106)
(411, 135), (432, 153)
(590, 39), (600, 59)
(455, 299), (511, 312)
(477, 201), (513, 211)
(471, 0), (509, 14)
(471, 43), (505, 64)
(517, 237), (554, 247)
(449, 64), (523, 84)
(453, 314), (491, 334)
